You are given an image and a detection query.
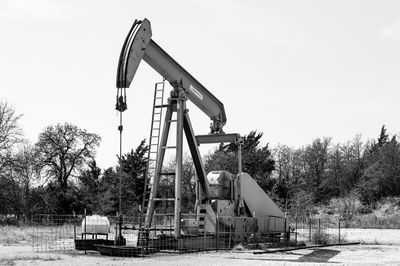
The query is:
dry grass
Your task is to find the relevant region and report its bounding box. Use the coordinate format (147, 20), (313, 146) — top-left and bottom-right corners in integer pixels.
(0, 226), (34, 245)
(349, 213), (400, 229)
(0, 255), (61, 266)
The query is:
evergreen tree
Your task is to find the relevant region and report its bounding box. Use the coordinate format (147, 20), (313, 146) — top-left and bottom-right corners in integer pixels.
(78, 160), (102, 214)
(377, 125), (389, 147)
(118, 139), (148, 216)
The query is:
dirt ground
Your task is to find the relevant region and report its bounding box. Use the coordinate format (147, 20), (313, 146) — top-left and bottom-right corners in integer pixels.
(1, 243), (400, 266)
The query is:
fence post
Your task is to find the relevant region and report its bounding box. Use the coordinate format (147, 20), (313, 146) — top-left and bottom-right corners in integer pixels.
(295, 217), (298, 243)
(203, 214), (206, 250)
(283, 217), (287, 242)
(216, 213), (219, 252)
(84, 209), (87, 254)
(31, 215), (35, 251)
(253, 212), (256, 247)
(338, 218), (341, 244)
(309, 218), (312, 241)
(73, 211), (76, 240)
(318, 219), (321, 237)
(229, 225), (232, 248)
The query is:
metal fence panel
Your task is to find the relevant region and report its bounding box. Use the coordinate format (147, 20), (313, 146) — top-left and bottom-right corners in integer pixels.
(32, 214), (356, 256)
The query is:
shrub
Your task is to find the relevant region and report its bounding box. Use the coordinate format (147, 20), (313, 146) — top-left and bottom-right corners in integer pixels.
(347, 197), (400, 228)
(311, 231), (338, 245)
(0, 215), (19, 226)
(349, 212), (400, 229)
(329, 194), (362, 226)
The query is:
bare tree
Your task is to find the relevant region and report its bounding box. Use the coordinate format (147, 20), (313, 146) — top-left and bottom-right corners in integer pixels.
(35, 123), (101, 188)
(12, 144), (37, 217)
(303, 137), (332, 202)
(0, 101), (23, 170)
(341, 134), (366, 190)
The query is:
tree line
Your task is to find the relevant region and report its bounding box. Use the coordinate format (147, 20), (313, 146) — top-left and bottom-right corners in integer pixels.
(273, 126), (400, 216)
(0, 100), (399, 220)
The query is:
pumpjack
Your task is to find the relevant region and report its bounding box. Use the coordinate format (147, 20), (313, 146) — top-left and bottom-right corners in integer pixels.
(108, 18), (288, 253)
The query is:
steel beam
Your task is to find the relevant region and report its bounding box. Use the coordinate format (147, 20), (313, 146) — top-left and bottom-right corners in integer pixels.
(183, 113), (210, 198)
(195, 133), (240, 144)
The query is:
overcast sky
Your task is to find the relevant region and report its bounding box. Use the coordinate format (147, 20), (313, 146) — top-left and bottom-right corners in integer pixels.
(1, 0), (399, 168)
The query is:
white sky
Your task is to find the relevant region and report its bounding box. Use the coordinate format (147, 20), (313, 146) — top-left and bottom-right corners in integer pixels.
(1, 0), (399, 169)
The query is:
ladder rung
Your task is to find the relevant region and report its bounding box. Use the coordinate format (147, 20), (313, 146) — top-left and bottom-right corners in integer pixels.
(153, 198), (175, 201)
(155, 97), (163, 99)
(155, 104), (169, 108)
(153, 120), (161, 122)
(160, 172), (176, 176)
(153, 128), (160, 130)
(162, 146), (176, 149)
(167, 120), (177, 123)
(150, 151), (158, 153)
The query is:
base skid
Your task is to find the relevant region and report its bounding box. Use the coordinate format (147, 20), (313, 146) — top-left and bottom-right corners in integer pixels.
(95, 244), (159, 257)
(75, 239), (114, 251)
(92, 234), (225, 257)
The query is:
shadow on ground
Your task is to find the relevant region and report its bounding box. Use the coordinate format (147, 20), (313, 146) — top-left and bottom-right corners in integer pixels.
(298, 249), (340, 263)
(227, 248), (341, 264)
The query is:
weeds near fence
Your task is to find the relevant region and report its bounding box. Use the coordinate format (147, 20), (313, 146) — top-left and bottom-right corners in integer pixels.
(311, 231), (339, 245)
